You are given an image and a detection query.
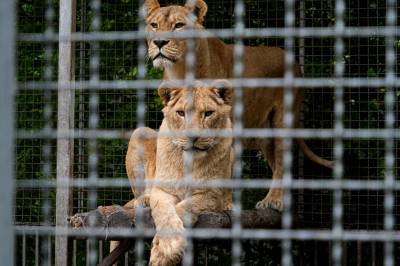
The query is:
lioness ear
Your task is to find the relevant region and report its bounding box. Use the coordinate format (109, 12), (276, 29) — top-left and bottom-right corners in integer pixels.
(144, 0), (160, 17)
(184, 0), (208, 25)
(158, 81), (180, 106)
(211, 79), (234, 105)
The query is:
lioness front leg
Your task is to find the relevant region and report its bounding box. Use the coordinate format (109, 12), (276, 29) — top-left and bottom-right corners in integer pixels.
(110, 127), (157, 262)
(149, 188), (186, 266)
(256, 105), (285, 211)
(126, 127), (157, 207)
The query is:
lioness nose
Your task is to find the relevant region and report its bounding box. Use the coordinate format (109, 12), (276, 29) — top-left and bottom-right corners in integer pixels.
(154, 39), (170, 49)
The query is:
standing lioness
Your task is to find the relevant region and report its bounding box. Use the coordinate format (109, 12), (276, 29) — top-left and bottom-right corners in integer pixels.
(143, 0), (334, 211)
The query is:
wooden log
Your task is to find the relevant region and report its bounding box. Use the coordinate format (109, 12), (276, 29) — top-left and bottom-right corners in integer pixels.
(68, 205), (282, 266)
(68, 205), (281, 231)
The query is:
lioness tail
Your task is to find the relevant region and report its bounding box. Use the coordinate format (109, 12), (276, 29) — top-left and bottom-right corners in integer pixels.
(296, 139), (335, 169)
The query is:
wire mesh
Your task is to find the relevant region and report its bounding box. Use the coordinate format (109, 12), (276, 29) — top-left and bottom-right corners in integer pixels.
(10, 0), (400, 265)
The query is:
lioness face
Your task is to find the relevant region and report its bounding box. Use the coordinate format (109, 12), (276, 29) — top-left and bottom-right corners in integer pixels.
(144, 0), (208, 68)
(159, 81), (233, 156)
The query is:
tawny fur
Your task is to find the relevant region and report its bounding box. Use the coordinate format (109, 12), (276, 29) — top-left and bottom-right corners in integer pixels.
(117, 81), (234, 266)
(113, 0), (334, 263)
(144, 0), (334, 213)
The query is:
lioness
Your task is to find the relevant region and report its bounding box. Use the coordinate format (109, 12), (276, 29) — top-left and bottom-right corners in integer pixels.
(125, 80), (234, 265)
(143, 0), (334, 212)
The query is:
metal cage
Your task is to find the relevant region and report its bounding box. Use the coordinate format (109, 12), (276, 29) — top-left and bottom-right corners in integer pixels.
(2, 0), (399, 265)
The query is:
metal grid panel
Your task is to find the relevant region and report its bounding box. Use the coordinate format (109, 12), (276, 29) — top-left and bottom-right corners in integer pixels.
(11, 0), (400, 265)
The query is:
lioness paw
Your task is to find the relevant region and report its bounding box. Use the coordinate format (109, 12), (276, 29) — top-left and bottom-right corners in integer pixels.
(149, 233), (186, 266)
(256, 189), (283, 212)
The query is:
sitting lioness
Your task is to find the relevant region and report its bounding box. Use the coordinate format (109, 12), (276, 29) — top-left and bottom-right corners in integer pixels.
(142, 0), (334, 211)
(124, 80), (234, 265)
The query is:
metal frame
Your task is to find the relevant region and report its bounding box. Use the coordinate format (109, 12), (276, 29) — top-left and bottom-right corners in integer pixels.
(12, 0), (399, 265)
(55, 0), (76, 265)
(0, 0), (15, 265)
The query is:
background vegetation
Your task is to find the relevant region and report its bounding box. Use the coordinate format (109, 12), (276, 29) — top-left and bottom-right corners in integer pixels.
(15, 0), (399, 265)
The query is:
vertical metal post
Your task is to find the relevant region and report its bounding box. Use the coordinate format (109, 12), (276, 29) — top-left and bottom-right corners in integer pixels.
(231, 0), (245, 265)
(282, 0), (295, 265)
(135, 1), (147, 265)
(383, 1), (396, 266)
(56, 0), (76, 265)
(0, 1), (15, 265)
(333, 0), (345, 265)
(88, 0), (101, 264)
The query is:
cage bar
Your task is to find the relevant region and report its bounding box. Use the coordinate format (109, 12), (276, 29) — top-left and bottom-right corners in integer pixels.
(0, 0), (15, 265)
(232, 0), (245, 265)
(55, 0), (76, 265)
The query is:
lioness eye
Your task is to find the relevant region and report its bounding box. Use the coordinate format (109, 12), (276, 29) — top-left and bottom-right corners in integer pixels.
(177, 110), (185, 117)
(174, 23), (185, 29)
(204, 111), (214, 117)
(150, 23), (158, 29)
